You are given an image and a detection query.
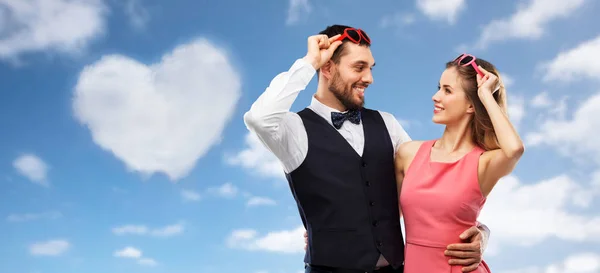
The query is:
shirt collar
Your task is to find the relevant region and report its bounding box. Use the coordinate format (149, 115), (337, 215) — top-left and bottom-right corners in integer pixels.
(308, 95), (349, 126)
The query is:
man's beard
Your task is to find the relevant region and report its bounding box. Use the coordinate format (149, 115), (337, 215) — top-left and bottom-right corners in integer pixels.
(328, 70), (365, 110)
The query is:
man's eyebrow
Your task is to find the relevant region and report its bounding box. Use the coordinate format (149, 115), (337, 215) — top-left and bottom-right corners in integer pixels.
(352, 61), (376, 67)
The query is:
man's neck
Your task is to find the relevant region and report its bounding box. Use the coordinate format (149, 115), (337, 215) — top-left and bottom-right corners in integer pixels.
(315, 85), (346, 112)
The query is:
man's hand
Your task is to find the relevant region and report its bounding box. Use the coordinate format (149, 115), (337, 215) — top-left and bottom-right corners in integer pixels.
(303, 34), (343, 70)
(445, 226), (484, 272)
(303, 230), (308, 250)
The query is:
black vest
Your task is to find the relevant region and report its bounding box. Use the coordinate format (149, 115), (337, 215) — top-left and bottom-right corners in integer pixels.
(285, 108), (405, 271)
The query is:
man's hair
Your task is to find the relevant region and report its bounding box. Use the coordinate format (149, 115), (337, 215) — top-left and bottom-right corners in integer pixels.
(318, 24), (371, 68)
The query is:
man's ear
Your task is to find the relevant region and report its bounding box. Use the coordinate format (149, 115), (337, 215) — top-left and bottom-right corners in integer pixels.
(321, 60), (334, 80)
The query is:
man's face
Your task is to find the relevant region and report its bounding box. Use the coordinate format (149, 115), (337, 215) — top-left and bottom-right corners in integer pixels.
(328, 43), (375, 110)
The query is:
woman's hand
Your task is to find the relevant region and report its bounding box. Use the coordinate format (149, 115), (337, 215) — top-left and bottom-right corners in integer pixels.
(476, 66), (500, 98)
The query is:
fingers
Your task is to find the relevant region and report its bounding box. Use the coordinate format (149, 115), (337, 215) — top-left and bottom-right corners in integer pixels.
(477, 65), (490, 74)
(328, 34), (342, 44)
(445, 248), (480, 258)
(304, 230), (308, 250)
(327, 40), (343, 54)
(459, 226), (480, 240)
(461, 262), (481, 272)
(447, 241), (482, 251)
(308, 34), (327, 49)
(318, 35), (330, 49)
(477, 65), (498, 82)
(476, 74), (483, 87)
(448, 257), (480, 266)
(309, 34), (342, 49)
(447, 226), (483, 271)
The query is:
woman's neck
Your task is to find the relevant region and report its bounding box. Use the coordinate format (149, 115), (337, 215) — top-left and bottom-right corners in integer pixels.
(436, 118), (476, 153)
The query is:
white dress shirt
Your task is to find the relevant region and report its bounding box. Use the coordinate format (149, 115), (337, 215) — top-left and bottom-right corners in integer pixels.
(243, 58), (411, 268)
(243, 58), (412, 174)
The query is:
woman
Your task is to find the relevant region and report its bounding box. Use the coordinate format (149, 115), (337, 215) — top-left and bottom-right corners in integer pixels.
(397, 53), (524, 273)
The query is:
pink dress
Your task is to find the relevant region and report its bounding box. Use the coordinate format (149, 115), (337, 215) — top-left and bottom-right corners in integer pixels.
(399, 140), (491, 273)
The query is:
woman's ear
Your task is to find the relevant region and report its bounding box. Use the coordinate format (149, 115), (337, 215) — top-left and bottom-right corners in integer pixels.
(466, 103), (475, 114)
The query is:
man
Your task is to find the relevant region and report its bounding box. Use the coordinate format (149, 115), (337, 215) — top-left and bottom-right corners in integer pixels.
(243, 25), (488, 273)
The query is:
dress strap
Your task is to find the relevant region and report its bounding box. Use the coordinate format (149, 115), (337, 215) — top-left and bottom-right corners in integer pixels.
(405, 140), (436, 175)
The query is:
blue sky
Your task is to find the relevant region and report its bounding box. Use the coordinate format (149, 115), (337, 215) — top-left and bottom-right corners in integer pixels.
(1, 0), (600, 272)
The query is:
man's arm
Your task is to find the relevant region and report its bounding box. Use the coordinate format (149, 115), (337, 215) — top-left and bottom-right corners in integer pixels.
(243, 34), (342, 173)
(243, 58), (316, 173)
(444, 224), (490, 273)
(378, 111), (412, 156)
(477, 222), (490, 252)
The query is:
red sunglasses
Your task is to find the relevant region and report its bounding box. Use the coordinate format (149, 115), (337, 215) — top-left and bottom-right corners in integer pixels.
(335, 28), (371, 45)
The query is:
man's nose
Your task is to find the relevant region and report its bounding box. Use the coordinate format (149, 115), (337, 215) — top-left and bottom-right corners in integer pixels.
(362, 70), (373, 84)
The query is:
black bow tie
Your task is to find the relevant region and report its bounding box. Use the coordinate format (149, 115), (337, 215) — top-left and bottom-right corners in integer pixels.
(331, 110), (361, 129)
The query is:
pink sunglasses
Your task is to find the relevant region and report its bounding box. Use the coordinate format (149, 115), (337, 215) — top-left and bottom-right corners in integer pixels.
(454, 53), (485, 77)
(454, 53), (501, 92)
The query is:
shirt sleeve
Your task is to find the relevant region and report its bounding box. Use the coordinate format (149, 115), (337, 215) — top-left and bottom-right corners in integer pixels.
(378, 111), (412, 157)
(243, 58), (316, 173)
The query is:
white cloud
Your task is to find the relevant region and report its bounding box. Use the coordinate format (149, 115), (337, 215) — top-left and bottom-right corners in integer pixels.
(286, 0), (311, 25)
(528, 94), (569, 123)
(114, 246), (142, 258)
(226, 132), (285, 179)
(114, 247), (158, 267)
(112, 224), (148, 235)
(181, 189), (201, 202)
(380, 12), (416, 28)
(72, 38), (241, 181)
(541, 35), (600, 82)
(124, 0), (149, 29)
(501, 74), (515, 88)
(112, 222), (184, 237)
(13, 154), (49, 186)
(0, 0), (107, 62)
(226, 225), (305, 254)
(525, 91), (600, 165)
(507, 94), (525, 130)
(29, 239), (70, 256)
(150, 222), (184, 237)
(247, 196), (277, 207)
(207, 182), (239, 198)
(416, 0), (466, 24)
(7, 211), (61, 222)
(473, 0), (587, 49)
(138, 258), (158, 266)
(530, 91), (552, 108)
(478, 175), (600, 255)
(395, 117), (420, 130)
(499, 252), (600, 273)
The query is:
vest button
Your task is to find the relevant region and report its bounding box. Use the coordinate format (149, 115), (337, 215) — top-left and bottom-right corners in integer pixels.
(372, 221), (378, 227)
(370, 201), (375, 206)
(377, 241), (383, 246)
(365, 181), (371, 186)
(362, 162), (367, 167)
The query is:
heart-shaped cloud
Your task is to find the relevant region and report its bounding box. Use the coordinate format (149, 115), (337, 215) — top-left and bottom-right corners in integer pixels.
(72, 38), (241, 180)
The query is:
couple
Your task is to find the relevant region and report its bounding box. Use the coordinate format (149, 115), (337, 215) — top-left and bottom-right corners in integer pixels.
(243, 24), (524, 273)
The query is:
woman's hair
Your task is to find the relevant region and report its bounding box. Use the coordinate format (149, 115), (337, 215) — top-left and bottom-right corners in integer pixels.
(445, 57), (508, 151)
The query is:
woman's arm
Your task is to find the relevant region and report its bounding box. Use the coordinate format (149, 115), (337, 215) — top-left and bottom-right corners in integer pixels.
(477, 66), (525, 196)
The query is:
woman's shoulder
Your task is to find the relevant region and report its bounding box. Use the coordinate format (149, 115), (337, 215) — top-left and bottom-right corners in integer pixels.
(396, 140), (429, 158)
